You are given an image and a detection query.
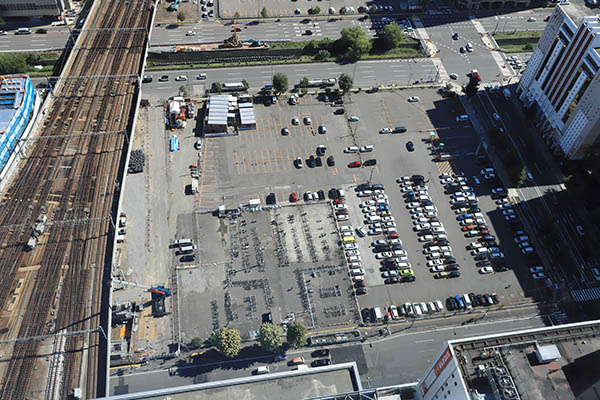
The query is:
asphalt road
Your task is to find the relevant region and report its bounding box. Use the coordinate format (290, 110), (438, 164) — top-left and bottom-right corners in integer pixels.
(109, 309), (546, 395)
(0, 29), (70, 52)
(136, 59), (437, 92)
(469, 91), (600, 289)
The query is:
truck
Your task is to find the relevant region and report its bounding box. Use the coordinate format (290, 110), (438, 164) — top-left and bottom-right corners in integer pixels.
(372, 306), (383, 322)
(300, 78), (337, 88)
(215, 82), (246, 92)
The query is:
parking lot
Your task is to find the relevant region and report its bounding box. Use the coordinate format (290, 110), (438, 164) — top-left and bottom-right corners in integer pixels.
(195, 88), (538, 328)
(178, 202), (361, 341)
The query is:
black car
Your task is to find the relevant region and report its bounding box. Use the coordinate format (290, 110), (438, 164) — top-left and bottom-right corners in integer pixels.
(334, 108), (345, 115)
(412, 174), (425, 181)
(36, 28), (48, 34)
(448, 271), (461, 278)
(317, 190), (325, 200)
(266, 192), (277, 205)
(311, 358), (331, 367)
(384, 277), (400, 284)
(445, 264), (461, 271)
(356, 287), (367, 295)
(492, 192), (508, 199)
(375, 245), (391, 252)
(444, 256), (457, 264)
(391, 244), (403, 250)
(452, 32), (459, 40)
(406, 141), (415, 152)
(476, 260), (492, 268)
(262, 312), (273, 323)
(446, 297), (458, 310)
(421, 200), (434, 206)
(371, 183), (385, 190)
(483, 294), (494, 305)
(435, 239), (450, 246)
(307, 155), (316, 168)
(470, 293), (480, 307)
(180, 254), (196, 262)
(362, 308), (372, 322)
(327, 156), (335, 166)
(473, 254), (487, 261)
(400, 275), (416, 283)
(315, 156), (323, 167)
(328, 188), (339, 199)
(312, 349), (330, 357)
(491, 293), (499, 304)
(469, 207), (481, 213)
(357, 183), (370, 191)
(364, 159), (377, 166)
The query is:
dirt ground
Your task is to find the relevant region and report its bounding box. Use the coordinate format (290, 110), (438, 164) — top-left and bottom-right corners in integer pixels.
(155, 0), (199, 24)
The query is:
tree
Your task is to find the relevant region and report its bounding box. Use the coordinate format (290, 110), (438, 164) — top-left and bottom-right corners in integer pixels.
(369, 5), (377, 13)
(242, 79), (249, 90)
(381, 22), (403, 50)
(312, 6), (321, 14)
(259, 323), (283, 353)
(0, 53), (28, 75)
(516, 166), (528, 187)
(272, 72), (288, 94)
(464, 71), (480, 96)
(177, 11), (186, 22)
(340, 26), (371, 61)
(190, 337), (203, 349)
(261, 7), (268, 18)
(338, 73), (353, 94)
(234, 11), (241, 20)
(524, 43), (534, 50)
(0, 17), (6, 28)
(300, 76), (309, 88)
(286, 321), (307, 349)
(179, 85), (186, 93)
(211, 328), (241, 358)
(213, 82), (223, 92)
(316, 49), (330, 60)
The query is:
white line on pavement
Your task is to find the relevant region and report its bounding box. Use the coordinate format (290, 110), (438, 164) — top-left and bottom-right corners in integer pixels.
(415, 339), (435, 343)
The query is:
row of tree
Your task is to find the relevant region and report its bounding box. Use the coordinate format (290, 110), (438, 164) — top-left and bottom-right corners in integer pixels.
(192, 321), (308, 358)
(272, 72), (353, 94)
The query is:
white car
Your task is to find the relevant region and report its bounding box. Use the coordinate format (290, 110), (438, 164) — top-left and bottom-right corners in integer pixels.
(356, 227), (367, 237)
(186, 31), (196, 36)
(408, 96), (420, 102)
(346, 250), (360, 257)
(344, 147), (359, 153)
(471, 248), (489, 256)
(359, 145), (373, 152)
(371, 240), (387, 246)
(409, 208), (424, 215)
(413, 218), (429, 225)
(493, 113), (501, 121)
(425, 211), (438, 218)
(175, 75), (187, 81)
(389, 239), (402, 245)
(380, 128), (392, 134)
(396, 176), (411, 182)
(384, 222), (396, 228)
(532, 272), (546, 279)
(449, 73), (458, 80)
(514, 236), (529, 243)
(360, 200), (375, 207)
(472, 176), (480, 184)
(357, 191), (372, 197)
(336, 215), (349, 221)
(427, 252), (442, 260)
(427, 259), (444, 267)
(414, 223), (431, 231)
(369, 228), (383, 235)
(479, 266), (494, 274)
(382, 216), (395, 222)
(407, 202), (421, 209)
(419, 235), (434, 242)
(430, 265), (444, 272)
(432, 227), (446, 234)
(362, 206), (377, 213)
(430, 222), (443, 228)
(376, 252), (393, 259)
(340, 225), (353, 233)
(344, 243), (357, 250)
(411, 213), (426, 220)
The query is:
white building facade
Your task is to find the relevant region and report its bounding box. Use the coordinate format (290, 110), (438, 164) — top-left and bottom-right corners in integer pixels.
(0, 0), (64, 17)
(517, 6), (600, 159)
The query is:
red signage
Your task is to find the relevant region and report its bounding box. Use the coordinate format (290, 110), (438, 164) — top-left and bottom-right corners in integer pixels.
(433, 347), (453, 376)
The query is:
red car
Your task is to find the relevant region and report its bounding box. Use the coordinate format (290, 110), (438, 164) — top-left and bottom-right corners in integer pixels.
(461, 225), (475, 231)
(479, 229), (490, 235)
(388, 232), (399, 239)
(290, 192), (298, 202)
(348, 161), (362, 168)
(333, 198), (345, 204)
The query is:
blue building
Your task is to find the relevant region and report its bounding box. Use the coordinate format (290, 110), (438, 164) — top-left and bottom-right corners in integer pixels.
(0, 75), (36, 173)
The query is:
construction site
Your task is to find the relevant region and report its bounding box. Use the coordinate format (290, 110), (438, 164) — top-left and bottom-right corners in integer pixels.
(0, 0), (154, 398)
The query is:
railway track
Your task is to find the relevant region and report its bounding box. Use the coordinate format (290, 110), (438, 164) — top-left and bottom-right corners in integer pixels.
(0, 0), (153, 398)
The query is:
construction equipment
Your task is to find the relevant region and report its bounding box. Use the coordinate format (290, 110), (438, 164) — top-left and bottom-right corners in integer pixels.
(112, 280), (172, 317)
(221, 30), (242, 48)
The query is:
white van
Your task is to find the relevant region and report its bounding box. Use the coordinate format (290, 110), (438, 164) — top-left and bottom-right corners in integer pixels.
(340, 225), (353, 233)
(256, 366), (270, 375)
(350, 268), (365, 276)
(463, 294), (473, 309)
(16, 27), (32, 34)
(173, 238), (193, 247)
(178, 245), (197, 254)
(366, 215), (381, 223)
(348, 256), (361, 263)
(372, 306), (383, 321)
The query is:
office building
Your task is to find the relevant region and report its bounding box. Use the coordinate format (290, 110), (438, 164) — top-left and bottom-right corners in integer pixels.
(417, 319), (600, 400)
(456, 0), (530, 10)
(517, 4), (600, 159)
(0, 0), (64, 17)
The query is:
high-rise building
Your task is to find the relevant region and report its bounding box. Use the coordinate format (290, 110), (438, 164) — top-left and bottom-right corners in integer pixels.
(517, 4), (600, 159)
(0, 0), (64, 18)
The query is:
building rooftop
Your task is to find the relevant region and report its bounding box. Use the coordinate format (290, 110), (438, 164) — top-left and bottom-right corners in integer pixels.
(451, 320), (600, 400)
(104, 362), (361, 400)
(0, 75), (28, 134)
(559, 1), (599, 25)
